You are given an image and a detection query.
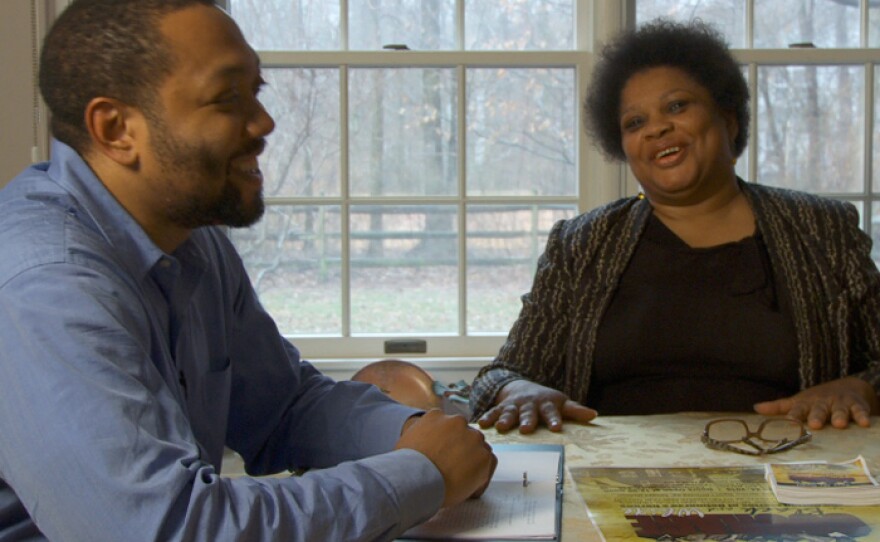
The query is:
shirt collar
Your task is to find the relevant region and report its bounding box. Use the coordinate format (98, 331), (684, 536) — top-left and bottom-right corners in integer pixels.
(46, 139), (202, 280)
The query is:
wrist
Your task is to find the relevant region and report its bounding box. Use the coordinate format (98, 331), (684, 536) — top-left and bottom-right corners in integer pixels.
(401, 412), (424, 436)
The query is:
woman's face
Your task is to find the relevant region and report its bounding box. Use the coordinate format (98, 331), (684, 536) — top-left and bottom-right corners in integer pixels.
(619, 66), (738, 206)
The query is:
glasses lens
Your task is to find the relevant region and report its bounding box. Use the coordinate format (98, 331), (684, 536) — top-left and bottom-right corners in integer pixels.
(759, 419), (803, 442)
(706, 420), (748, 443)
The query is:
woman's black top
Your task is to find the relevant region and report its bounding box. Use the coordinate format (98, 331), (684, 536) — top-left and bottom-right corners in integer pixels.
(589, 213), (800, 414)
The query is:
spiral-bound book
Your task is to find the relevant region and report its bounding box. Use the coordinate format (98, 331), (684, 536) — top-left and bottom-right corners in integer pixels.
(400, 443), (564, 541)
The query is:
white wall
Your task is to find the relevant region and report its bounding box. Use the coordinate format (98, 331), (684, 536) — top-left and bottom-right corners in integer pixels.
(0, 0), (43, 187)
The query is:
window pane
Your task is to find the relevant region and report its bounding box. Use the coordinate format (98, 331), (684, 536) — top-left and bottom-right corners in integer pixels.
(230, 205), (342, 335)
(757, 65), (864, 193)
(350, 205), (458, 334)
(467, 68), (576, 196)
(467, 204), (576, 333)
(261, 69), (340, 197)
(754, 0), (859, 48)
(349, 0), (455, 50)
(228, 0), (340, 50)
(465, 0), (574, 50)
(635, 0), (746, 48)
(349, 68), (458, 197)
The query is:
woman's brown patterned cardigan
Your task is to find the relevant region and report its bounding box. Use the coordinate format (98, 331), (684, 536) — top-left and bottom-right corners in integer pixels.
(470, 180), (880, 418)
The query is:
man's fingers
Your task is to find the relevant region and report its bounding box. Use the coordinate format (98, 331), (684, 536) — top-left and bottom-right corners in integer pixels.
(470, 452), (498, 499)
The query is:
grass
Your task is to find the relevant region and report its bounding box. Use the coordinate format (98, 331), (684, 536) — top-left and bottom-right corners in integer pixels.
(255, 265), (529, 336)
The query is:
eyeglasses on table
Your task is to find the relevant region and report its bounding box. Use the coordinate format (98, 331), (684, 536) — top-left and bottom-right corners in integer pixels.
(701, 418), (812, 456)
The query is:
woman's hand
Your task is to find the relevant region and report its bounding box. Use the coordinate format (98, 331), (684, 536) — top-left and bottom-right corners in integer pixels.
(477, 380), (597, 434)
(754, 376), (880, 429)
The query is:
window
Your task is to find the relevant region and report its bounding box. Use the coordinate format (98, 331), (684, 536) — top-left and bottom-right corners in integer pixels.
(219, 0), (605, 362)
(219, 0), (880, 365)
(635, 0), (880, 261)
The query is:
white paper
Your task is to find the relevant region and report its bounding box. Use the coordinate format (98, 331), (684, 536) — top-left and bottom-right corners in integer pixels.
(401, 449), (561, 541)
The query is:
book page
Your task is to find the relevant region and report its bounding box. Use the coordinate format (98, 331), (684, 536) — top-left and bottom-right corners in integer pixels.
(401, 449), (561, 540)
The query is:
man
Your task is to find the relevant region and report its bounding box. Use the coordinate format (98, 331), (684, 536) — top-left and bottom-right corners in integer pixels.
(0, 1), (495, 540)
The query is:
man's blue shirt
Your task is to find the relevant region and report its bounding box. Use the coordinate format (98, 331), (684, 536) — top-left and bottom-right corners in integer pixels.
(0, 140), (443, 541)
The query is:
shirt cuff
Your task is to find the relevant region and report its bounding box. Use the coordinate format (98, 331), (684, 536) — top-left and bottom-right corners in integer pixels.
(359, 448), (444, 533)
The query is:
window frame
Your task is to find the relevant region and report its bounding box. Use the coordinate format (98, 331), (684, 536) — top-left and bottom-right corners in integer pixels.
(734, 48), (879, 235)
(32, 1), (879, 375)
(218, 0), (629, 363)
(39, 1), (880, 368)
(228, 1), (880, 362)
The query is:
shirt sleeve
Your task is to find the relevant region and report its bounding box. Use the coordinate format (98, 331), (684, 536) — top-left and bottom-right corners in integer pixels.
(217, 249), (426, 474)
(470, 219), (575, 418)
(0, 259), (444, 542)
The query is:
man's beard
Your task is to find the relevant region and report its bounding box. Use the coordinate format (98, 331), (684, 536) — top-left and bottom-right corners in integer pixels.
(148, 114), (265, 229)
(187, 175), (265, 228)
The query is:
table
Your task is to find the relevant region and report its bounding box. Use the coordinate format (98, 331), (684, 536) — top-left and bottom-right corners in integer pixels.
(222, 412), (880, 540)
(484, 412), (880, 541)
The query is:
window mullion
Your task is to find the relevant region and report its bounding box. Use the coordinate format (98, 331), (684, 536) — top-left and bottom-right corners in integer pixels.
(341, 0), (349, 51)
(225, 3), (591, 357)
(865, 62), (875, 234)
(746, 0), (754, 49)
(456, 0), (464, 50)
(457, 64), (467, 337)
(260, 50), (587, 67)
(574, 0), (592, 51)
(457, 0), (466, 337)
(340, 64), (352, 337)
(747, 62), (758, 185)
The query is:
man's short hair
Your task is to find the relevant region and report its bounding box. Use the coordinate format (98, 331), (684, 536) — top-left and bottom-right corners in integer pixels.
(39, 0), (215, 153)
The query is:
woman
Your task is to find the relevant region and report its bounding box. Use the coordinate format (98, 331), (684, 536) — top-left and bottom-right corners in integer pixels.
(470, 20), (880, 434)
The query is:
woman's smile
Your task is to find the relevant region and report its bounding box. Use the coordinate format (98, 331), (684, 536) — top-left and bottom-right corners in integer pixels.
(620, 65), (738, 204)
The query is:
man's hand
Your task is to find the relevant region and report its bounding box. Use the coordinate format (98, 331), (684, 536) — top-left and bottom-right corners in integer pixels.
(754, 376), (880, 429)
(396, 410), (497, 508)
(477, 380), (597, 434)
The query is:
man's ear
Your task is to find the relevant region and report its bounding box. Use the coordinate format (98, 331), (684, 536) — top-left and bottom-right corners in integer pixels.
(84, 97), (144, 167)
